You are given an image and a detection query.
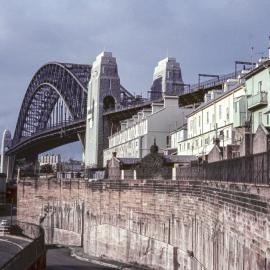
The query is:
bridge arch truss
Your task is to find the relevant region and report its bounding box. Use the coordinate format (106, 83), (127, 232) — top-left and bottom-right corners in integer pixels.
(13, 62), (91, 145)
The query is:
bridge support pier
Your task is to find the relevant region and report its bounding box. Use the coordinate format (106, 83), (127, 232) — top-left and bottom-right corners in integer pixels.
(77, 132), (85, 150)
(6, 155), (15, 182)
(85, 52), (121, 169)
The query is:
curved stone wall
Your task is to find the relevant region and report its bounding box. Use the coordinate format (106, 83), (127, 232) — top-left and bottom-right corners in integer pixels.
(17, 178), (270, 270)
(1, 221), (46, 270)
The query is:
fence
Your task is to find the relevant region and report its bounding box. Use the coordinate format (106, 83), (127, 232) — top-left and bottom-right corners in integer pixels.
(106, 152), (270, 184)
(176, 151), (270, 185)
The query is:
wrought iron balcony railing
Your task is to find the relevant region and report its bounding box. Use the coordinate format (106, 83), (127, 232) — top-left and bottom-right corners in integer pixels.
(247, 91), (268, 110)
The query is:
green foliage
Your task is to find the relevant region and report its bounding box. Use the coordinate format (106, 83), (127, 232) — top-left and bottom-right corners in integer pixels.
(40, 163), (53, 174)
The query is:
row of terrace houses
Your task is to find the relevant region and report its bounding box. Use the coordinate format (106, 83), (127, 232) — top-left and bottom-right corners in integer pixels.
(103, 38), (270, 166)
(173, 56), (270, 161)
(173, 79), (247, 158)
(103, 96), (192, 166)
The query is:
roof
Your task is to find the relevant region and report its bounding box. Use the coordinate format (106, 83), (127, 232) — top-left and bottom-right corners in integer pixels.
(266, 126), (270, 133)
(163, 148), (178, 155)
(244, 59), (270, 79)
(164, 155), (197, 164)
(117, 158), (142, 165)
(256, 124), (270, 135)
(169, 123), (187, 134)
(209, 144), (224, 154)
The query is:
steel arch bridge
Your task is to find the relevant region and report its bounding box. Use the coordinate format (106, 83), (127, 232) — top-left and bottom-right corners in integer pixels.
(8, 62), (91, 158)
(6, 61), (144, 159)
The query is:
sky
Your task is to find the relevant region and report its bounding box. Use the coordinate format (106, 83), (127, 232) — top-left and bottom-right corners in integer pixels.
(0, 0), (270, 159)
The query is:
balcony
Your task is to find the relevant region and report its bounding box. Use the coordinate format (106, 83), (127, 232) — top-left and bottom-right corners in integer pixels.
(247, 91), (268, 111)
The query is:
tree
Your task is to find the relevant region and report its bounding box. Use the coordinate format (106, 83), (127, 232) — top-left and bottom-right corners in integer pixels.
(40, 164), (53, 174)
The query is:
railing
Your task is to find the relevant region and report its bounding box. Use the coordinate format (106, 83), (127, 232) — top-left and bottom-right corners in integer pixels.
(176, 151), (270, 185)
(9, 118), (85, 151)
(247, 91), (268, 110)
(0, 221), (46, 270)
(186, 71), (240, 94)
(106, 151), (270, 185)
(103, 99), (152, 115)
(233, 111), (247, 127)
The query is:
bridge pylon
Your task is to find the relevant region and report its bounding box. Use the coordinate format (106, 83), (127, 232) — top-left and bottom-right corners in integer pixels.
(84, 52), (121, 171)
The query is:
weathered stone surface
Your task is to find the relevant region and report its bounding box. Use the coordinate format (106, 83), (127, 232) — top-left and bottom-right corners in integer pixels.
(17, 178), (270, 270)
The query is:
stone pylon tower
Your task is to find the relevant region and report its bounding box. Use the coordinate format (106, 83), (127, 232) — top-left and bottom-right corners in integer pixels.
(0, 129), (12, 175)
(85, 52), (121, 170)
(150, 57), (184, 100)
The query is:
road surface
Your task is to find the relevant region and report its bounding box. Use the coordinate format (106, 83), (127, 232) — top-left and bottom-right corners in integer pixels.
(47, 247), (115, 270)
(0, 235), (31, 267)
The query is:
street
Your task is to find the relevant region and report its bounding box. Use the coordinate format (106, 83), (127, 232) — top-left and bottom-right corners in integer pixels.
(47, 247), (114, 270)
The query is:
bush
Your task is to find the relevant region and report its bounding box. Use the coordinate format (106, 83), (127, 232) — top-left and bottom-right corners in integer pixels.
(40, 164), (53, 174)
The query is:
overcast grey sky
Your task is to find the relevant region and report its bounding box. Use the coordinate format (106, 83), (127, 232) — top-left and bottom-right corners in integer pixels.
(0, 0), (269, 159)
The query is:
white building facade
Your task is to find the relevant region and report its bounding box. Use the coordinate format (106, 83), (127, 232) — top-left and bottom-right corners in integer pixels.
(103, 96), (192, 166)
(176, 81), (247, 157)
(39, 154), (61, 171)
(170, 126), (187, 150)
(245, 59), (270, 133)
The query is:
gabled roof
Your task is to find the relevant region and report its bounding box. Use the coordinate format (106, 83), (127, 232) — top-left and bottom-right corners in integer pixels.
(169, 123), (187, 134)
(117, 158), (142, 165)
(244, 60), (270, 79)
(164, 155), (197, 164)
(256, 123), (270, 135)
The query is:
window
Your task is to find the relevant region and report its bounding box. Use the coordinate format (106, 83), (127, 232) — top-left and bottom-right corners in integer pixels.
(267, 114), (269, 125)
(207, 111), (209, 123)
(259, 112), (262, 124)
(198, 116), (201, 127)
(226, 107), (230, 121)
(234, 102), (238, 113)
(226, 130), (229, 138)
(258, 81), (262, 92)
(166, 136), (171, 147)
(219, 105), (222, 119)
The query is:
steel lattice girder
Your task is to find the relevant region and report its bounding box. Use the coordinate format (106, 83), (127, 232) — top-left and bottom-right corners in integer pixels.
(13, 62), (91, 144)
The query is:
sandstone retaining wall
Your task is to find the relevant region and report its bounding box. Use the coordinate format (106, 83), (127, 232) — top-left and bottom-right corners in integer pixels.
(17, 178), (270, 270)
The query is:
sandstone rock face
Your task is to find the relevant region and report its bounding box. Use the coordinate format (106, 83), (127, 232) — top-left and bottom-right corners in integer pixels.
(18, 178), (270, 270)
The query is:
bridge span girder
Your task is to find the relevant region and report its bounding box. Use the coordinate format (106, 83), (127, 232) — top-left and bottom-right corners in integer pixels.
(7, 120), (86, 159)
